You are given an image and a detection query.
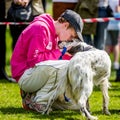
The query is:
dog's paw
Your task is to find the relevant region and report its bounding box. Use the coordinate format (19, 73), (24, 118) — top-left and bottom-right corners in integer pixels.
(88, 115), (98, 120)
(103, 110), (111, 115)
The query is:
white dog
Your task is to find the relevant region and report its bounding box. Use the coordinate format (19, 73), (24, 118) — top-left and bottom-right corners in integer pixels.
(66, 42), (111, 119)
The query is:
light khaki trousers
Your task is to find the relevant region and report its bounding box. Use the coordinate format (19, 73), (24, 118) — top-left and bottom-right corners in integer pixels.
(18, 63), (79, 110)
(18, 65), (57, 93)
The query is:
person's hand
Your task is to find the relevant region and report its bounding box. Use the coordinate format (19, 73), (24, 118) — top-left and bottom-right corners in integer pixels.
(58, 42), (72, 51)
(66, 46), (72, 51)
(13, 0), (30, 7)
(64, 52), (72, 56)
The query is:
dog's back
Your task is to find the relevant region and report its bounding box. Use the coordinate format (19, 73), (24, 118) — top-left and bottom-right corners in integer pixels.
(68, 42), (111, 86)
(54, 42), (111, 119)
(81, 50), (110, 84)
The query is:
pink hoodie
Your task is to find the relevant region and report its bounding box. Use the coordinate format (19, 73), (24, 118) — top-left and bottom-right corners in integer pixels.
(11, 14), (62, 82)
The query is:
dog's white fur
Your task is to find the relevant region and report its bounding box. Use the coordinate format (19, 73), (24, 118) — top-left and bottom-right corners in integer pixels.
(52, 42), (111, 120)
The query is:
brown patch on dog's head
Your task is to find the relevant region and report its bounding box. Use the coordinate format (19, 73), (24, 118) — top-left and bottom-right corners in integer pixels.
(68, 42), (94, 55)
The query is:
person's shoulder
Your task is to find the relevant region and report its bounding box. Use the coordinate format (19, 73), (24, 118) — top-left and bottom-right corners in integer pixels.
(33, 13), (52, 21)
(40, 13), (53, 19)
(28, 13), (54, 33)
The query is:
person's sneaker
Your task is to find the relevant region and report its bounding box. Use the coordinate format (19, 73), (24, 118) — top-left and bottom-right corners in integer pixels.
(20, 89), (47, 112)
(113, 62), (119, 70)
(29, 102), (46, 113)
(20, 89), (32, 110)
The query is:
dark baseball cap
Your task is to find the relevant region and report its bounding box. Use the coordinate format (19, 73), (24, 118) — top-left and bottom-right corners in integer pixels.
(60, 9), (84, 42)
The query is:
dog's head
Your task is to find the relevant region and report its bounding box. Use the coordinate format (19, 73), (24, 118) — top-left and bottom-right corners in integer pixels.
(67, 42), (94, 55)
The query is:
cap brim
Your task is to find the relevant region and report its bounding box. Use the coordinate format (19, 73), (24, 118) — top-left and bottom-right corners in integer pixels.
(77, 32), (84, 42)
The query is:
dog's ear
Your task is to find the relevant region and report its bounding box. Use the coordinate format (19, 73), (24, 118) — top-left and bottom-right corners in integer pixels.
(67, 42), (94, 55)
(67, 42), (85, 55)
(67, 45), (83, 55)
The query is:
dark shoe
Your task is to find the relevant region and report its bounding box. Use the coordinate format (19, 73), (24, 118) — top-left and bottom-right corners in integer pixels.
(115, 68), (120, 82)
(0, 68), (16, 82)
(115, 77), (120, 82)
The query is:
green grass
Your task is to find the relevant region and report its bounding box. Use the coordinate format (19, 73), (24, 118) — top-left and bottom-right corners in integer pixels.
(0, 1), (120, 119)
(1, 29), (120, 120)
(5, 26), (13, 76)
(0, 71), (120, 120)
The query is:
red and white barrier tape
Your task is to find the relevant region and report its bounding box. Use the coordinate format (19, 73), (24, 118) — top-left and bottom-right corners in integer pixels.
(83, 17), (120, 23)
(0, 22), (30, 25)
(0, 17), (120, 25)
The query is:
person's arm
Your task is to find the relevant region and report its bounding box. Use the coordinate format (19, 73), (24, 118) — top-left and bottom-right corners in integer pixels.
(26, 26), (62, 67)
(13, 0), (30, 6)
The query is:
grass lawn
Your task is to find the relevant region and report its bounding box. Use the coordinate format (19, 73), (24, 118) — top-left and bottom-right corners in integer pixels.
(0, 68), (120, 120)
(0, 29), (120, 120)
(0, 1), (120, 120)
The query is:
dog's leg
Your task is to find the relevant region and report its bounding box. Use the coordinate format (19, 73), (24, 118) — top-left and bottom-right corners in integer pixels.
(86, 98), (91, 113)
(78, 92), (98, 120)
(100, 78), (111, 115)
(78, 77), (98, 120)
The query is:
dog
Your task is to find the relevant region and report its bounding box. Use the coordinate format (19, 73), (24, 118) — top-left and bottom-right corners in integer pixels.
(67, 42), (111, 119)
(51, 42), (111, 120)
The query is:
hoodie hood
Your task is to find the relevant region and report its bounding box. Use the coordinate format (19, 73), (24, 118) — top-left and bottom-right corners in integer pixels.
(31, 14), (56, 34)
